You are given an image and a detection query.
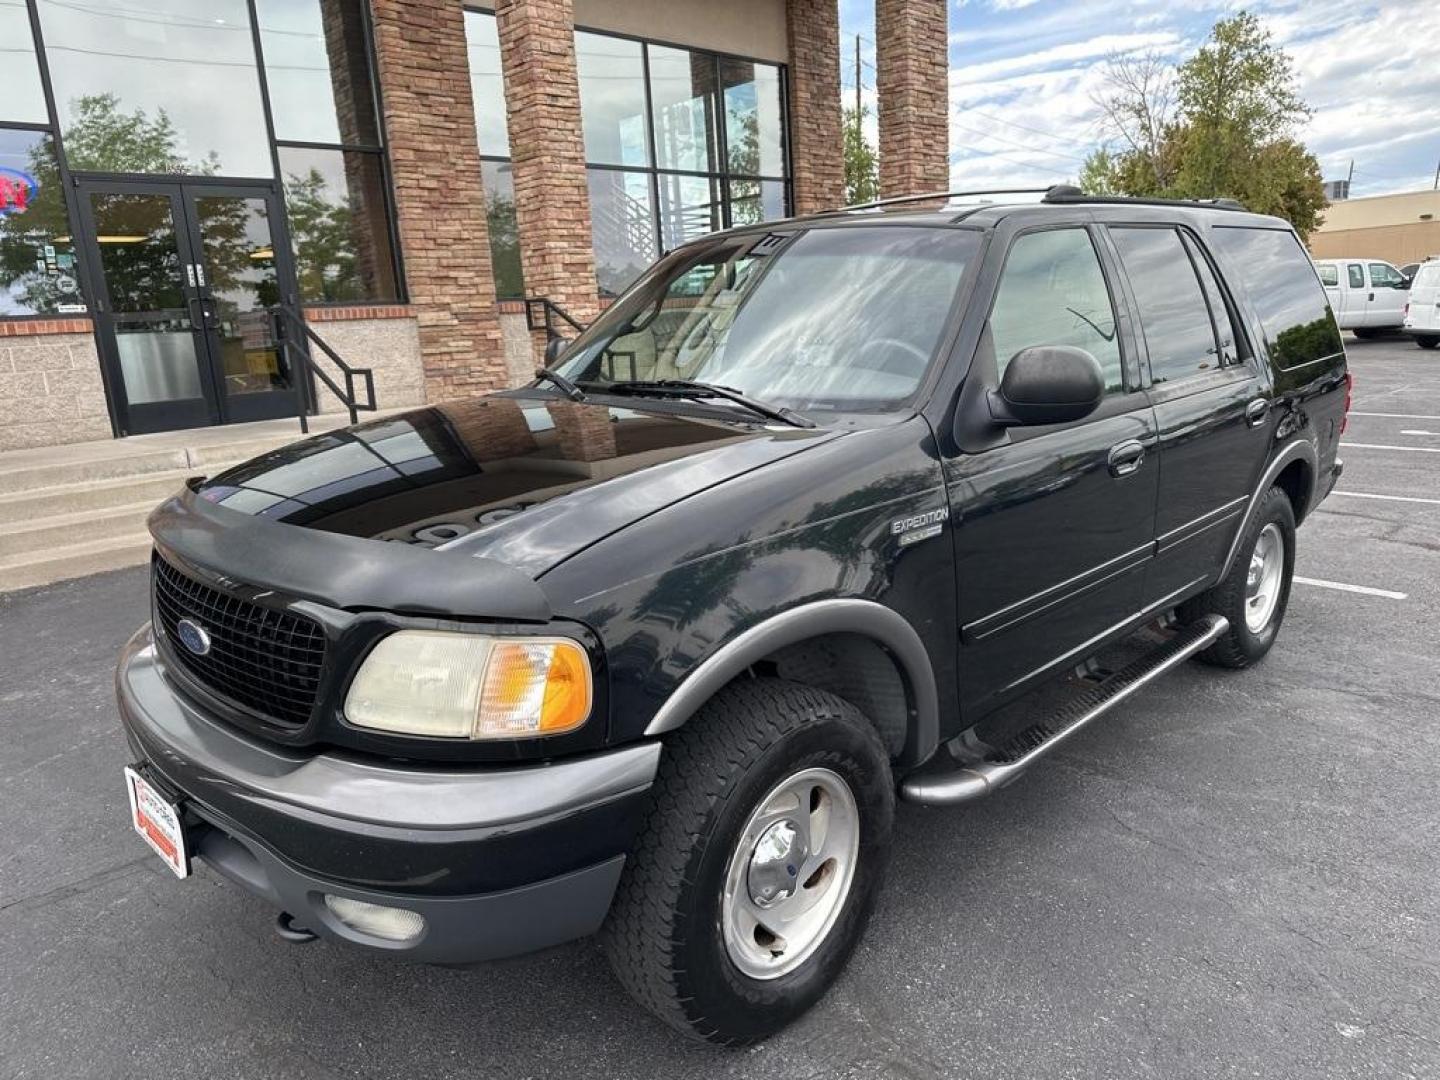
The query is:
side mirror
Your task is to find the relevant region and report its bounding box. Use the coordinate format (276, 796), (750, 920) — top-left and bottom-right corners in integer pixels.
(543, 335), (571, 366)
(989, 345), (1104, 427)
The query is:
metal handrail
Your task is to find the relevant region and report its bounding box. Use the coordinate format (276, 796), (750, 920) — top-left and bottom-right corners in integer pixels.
(524, 296), (586, 340)
(271, 305), (377, 433)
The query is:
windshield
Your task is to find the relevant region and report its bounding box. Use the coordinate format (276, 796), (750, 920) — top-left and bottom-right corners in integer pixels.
(553, 226), (981, 413)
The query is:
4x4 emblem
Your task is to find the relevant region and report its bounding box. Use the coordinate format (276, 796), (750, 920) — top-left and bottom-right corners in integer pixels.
(175, 618), (212, 657)
(891, 507), (949, 547)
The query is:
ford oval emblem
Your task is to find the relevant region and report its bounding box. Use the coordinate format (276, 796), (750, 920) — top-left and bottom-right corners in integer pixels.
(175, 618), (212, 657)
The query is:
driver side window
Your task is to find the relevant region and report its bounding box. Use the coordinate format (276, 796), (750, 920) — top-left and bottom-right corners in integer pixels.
(990, 228), (1125, 394)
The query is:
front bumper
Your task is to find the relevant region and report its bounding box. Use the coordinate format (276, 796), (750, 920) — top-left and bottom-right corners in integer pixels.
(117, 626), (659, 963)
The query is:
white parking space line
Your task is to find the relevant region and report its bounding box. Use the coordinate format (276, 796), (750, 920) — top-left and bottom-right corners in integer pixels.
(1349, 412), (1440, 420)
(1294, 576), (1408, 601)
(1329, 490), (1440, 507)
(1400, 430), (1438, 437)
(1340, 442), (1440, 454)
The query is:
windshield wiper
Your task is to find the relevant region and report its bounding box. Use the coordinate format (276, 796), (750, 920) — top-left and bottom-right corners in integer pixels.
(588, 379), (816, 429)
(533, 367), (587, 402)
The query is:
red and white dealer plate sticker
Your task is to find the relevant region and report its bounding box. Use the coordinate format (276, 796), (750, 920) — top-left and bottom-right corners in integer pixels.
(123, 767), (189, 879)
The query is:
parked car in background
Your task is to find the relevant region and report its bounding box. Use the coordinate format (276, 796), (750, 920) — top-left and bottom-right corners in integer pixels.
(1314, 258), (1410, 337)
(1403, 259), (1440, 349)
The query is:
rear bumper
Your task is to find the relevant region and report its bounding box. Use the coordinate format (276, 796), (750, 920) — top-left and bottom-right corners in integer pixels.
(117, 626), (659, 963)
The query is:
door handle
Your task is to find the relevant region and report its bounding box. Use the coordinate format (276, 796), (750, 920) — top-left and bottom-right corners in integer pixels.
(1107, 440), (1145, 477)
(1245, 398), (1270, 428)
(1368, 292), (1375, 301)
(186, 295), (216, 330)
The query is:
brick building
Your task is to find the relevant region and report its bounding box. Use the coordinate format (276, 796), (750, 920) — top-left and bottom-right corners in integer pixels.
(0, 0), (949, 452)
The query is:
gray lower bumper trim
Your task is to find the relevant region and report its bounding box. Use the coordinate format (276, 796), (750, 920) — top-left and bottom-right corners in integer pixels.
(193, 806), (625, 962)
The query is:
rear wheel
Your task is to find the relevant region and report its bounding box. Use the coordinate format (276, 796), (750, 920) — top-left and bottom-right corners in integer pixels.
(1180, 485), (1296, 668)
(603, 678), (893, 1045)
(1415, 335), (1439, 350)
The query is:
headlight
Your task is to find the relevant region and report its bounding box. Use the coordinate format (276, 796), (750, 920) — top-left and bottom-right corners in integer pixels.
(344, 630), (592, 739)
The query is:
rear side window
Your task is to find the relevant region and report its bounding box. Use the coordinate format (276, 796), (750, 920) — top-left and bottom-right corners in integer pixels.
(1317, 264), (1338, 287)
(989, 228), (1124, 393)
(1369, 262), (1405, 288)
(1111, 226), (1218, 384)
(1348, 264), (1365, 289)
(1211, 227), (1344, 370)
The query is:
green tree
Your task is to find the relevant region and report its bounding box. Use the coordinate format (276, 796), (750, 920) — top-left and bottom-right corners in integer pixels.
(283, 167), (360, 302)
(1090, 12), (1327, 238)
(1078, 148), (1119, 195)
(843, 105), (879, 205)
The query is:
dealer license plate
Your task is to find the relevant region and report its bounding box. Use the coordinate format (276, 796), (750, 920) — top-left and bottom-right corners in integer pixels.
(123, 766), (189, 879)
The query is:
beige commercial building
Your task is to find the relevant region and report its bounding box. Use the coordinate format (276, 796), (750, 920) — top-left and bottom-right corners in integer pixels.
(1309, 189), (1440, 267)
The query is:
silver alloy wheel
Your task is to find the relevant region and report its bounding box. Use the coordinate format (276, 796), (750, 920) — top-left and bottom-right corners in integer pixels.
(720, 766), (860, 980)
(1244, 522), (1285, 633)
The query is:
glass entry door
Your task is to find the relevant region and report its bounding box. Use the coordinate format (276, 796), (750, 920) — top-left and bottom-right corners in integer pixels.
(78, 179), (299, 435)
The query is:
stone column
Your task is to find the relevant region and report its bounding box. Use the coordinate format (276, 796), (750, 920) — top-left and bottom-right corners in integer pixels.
(785, 0), (845, 214)
(495, 0), (600, 362)
(369, 0), (508, 401)
(876, 0), (950, 199)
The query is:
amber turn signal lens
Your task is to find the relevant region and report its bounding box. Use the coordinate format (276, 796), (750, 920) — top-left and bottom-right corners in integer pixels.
(477, 639), (592, 738)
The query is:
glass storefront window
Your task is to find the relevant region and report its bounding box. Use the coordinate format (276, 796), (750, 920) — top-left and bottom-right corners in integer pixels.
(657, 173), (720, 250)
(648, 46), (717, 174)
(0, 129), (83, 316)
(721, 59), (785, 178)
(482, 160), (523, 298)
(278, 146), (397, 303)
(1, 0), (49, 124)
(256, 0), (379, 148)
(587, 169), (656, 297)
(37, 0), (274, 177)
(728, 178), (787, 227)
(576, 32), (650, 168)
(464, 10), (510, 158)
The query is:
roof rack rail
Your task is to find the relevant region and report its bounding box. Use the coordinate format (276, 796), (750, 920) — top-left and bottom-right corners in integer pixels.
(1041, 183), (1247, 212)
(827, 187), (1052, 214)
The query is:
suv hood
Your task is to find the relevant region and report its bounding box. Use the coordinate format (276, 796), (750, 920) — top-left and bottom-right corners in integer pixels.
(196, 396), (839, 577)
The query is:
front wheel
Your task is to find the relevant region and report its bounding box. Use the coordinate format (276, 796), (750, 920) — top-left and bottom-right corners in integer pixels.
(1352, 328), (1379, 340)
(1180, 485), (1296, 668)
(1415, 335), (1439, 350)
(603, 678), (893, 1045)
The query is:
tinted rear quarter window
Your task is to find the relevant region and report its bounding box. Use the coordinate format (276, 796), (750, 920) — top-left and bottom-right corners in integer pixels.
(1317, 263), (1338, 287)
(1210, 227), (1343, 370)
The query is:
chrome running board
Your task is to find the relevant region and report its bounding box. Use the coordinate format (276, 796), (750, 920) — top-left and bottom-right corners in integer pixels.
(900, 615), (1229, 806)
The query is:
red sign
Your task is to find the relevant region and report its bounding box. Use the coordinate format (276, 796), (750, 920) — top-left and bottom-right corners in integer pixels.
(0, 167), (35, 215)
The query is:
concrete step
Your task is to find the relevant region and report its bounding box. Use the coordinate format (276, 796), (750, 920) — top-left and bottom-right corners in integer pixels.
(0, 468), (205, 522)
(0, 500), (158, 561)
(0, 431), (302, 496)
(0, 533), (153, 592)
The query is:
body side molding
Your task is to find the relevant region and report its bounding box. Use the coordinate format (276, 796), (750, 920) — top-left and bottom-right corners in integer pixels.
(643, 599), (940, 766)
(1215, 439), (1317, 582)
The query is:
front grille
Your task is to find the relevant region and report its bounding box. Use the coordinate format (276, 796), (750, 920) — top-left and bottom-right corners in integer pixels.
(152, 553), (327, 728)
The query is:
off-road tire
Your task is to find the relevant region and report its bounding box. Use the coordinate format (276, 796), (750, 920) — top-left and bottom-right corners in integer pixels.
(1180, 485), (1296, 668)
(1415, 335), (1439, 350)
(602, 677), (894, 1046)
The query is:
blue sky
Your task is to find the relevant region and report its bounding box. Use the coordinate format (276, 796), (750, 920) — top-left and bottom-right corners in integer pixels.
(839, 0), (1440, 198)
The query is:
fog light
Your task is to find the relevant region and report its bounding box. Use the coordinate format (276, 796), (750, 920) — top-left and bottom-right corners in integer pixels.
(323, 895), (426, 943)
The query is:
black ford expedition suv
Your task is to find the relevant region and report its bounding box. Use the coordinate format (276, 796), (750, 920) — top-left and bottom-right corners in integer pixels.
(116, 188), (1349, 1045)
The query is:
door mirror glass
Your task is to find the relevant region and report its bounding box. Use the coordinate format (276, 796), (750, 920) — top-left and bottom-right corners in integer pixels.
(544, 335), (571, 366)
(990, 345), (1104, 427)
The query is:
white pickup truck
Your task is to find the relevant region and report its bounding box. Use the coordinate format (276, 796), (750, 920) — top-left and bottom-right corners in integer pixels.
(1313, 259), (1410, 337)
(1402, 260), (1440, 349)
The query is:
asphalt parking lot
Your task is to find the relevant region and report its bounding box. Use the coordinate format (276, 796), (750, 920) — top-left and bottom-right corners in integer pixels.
(2, 335), (1438, 1080)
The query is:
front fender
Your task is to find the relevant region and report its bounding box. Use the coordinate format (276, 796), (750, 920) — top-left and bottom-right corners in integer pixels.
(644, 599), (940, 766)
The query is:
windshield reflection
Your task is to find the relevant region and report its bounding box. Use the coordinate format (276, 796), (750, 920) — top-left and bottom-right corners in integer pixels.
(555, 226), (980, 412)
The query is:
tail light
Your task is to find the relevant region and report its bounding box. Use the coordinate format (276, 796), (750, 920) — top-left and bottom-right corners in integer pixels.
(1341, 372), (1353, 434)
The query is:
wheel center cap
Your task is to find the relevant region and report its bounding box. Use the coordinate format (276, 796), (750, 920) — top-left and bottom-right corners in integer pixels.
(747, 819), (808, 908)
(1247, 552), (1265, 593)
